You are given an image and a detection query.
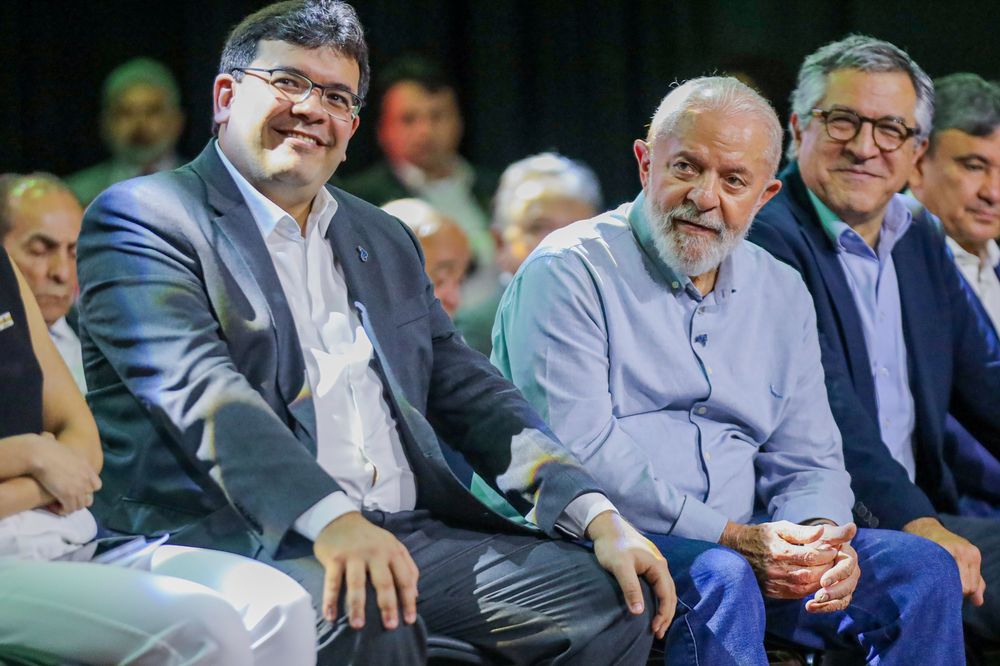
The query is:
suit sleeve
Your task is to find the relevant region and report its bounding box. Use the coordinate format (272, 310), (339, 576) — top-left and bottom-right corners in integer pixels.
(78, 182), (342, 556)
(393, 224), (605, 536)
(491, 251), (731, 542)
(749, 216), (937, 529)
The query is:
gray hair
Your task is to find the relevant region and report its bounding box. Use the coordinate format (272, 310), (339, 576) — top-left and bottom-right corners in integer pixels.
(930, 73), (1000, 151)
(788, 34), (934, 161)
(492, 152), (602, 232)
(0, 172), (75, 240)
(647, 76), (783, 178)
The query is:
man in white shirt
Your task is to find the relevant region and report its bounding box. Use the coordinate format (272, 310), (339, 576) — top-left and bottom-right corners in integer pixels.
(0, 173), (86, 391)
(76, 2), (674, 664)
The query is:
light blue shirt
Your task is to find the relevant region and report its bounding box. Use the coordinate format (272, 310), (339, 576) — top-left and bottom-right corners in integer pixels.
(808, 191), (917, 482)
(492, 193), (854, 543)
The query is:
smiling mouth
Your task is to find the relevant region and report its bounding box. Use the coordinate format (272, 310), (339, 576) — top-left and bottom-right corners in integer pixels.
(834, 168), (880, 178)
(675, 218), (721, 235)
(277, 129), (326, 147)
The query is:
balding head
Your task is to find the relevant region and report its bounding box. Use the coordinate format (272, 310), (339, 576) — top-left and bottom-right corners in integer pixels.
(0, 173), (83, 326)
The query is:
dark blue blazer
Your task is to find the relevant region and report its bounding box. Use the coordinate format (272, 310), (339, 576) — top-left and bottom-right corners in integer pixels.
(77, 142), (601, 560)
(749, 164), (1000, 530)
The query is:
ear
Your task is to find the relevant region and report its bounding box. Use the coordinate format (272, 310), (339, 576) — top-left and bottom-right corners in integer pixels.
(634, 139), (652, 189)
(212, 74), (236, 128)
(789, 113), (803, 153)
(911, 136), (929, 168)
(753, 178), (784, 215)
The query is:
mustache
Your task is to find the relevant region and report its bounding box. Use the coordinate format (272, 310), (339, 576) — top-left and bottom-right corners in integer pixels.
(663, 202), (724, 233)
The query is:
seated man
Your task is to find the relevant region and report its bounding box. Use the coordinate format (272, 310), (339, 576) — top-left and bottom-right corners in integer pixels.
(0, 173), (86, 390)
(748, 35), (1000, 644)
(455, 152), (601, 355)
(380, 198), (470, 317)
(494, 76), (965, 664)
(76, 2), (673, 664)
(908, 72), (1000, 518)
(67, 58), (186, 206)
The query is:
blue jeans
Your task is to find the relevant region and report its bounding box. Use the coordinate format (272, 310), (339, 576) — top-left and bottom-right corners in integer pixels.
(647, 527), (966, 665)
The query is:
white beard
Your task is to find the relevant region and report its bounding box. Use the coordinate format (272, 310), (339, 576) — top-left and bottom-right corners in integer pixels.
(642, 194), (748, 278)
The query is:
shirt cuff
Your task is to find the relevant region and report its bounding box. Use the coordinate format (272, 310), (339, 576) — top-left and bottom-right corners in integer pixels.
(293, 491), (360, 541)
(671, 495), (730, 543)
(555, 492), (618, 538)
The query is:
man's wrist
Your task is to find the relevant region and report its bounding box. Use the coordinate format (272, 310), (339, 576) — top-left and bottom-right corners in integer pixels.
(718, 521), (751, 551)
(584, 509), (624, 540)
(902, 515), (942, 535)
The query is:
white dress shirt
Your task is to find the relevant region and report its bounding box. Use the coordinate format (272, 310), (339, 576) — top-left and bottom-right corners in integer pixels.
(946, 236), (1000, 333)
(217, 145), (613, 540)
(49, 316), (86, 393)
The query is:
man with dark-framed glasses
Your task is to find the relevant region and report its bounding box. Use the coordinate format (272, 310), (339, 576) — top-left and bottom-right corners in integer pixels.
(750, 34), (1000, 646)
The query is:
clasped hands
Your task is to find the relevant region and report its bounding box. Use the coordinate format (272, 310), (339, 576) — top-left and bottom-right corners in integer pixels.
(314, 509), (676, 638)
(720, 520), (860, 613)
(11, 432), (102, 514)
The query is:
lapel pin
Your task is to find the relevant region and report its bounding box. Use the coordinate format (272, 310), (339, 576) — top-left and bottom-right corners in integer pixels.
(0, 312), (12, 331)
(356, 245), (369, 262)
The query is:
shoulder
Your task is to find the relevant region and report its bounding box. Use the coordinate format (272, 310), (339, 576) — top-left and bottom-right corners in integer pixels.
(528, 205), (634, 265)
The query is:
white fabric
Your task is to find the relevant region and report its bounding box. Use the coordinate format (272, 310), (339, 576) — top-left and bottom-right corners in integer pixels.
(0, 546), (315, 665)
(216, 145), (417, 540)
(946, 236), (1000, 333)
(49, 316), (86, 392)
(0, 508), (96, 560)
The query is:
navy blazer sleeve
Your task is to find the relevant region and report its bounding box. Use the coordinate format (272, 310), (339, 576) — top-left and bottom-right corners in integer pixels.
(749, 209), (937, 530)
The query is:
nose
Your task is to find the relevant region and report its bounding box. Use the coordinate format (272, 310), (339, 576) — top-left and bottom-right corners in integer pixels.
(290, 87), (327, 119)
(687, 173), (721, 211)
(980, 169), (1000, 206)
(436, 281), (461, 316)
(844, 120), (880, 161)
(48, 251), (74, 285)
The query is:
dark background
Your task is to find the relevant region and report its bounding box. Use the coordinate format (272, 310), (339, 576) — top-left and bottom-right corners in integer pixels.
(2, 0), (996, 205)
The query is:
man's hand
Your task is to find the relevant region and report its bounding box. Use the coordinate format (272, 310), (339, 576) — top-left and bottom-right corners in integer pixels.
(804, 526), (860, 614)
(25, 433), (101, 514)
(313, 511), (420, 630)
(903, 516), (984, 606)
(586, 511), (675, 639)
(719, 520), (849, 601)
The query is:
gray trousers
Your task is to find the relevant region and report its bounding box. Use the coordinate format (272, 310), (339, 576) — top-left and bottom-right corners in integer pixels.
(940, 513), (1000, 643)
(262, 509), (655, 665)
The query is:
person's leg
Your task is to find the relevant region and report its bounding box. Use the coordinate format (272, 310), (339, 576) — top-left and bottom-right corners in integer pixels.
(376, 509), (654, 665)
(643, 532), (767, 666)
(764, 528), (965, 665)
(939, 513), (1000, 643)
(0, 559), (253, 665)
(150, 545), (317, 666)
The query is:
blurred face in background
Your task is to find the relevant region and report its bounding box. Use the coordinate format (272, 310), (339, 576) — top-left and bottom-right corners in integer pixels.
(378, 81), (463, 178)
(2, 184), (83, 326)
(911, 128), (1000, 255)
(421, 222), (471, 315)
(497, 196), (596, 275)
(103, 83), (185, 167)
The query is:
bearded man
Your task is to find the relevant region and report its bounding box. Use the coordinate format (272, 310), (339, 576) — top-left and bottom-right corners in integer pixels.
(492, 76), (966, 665)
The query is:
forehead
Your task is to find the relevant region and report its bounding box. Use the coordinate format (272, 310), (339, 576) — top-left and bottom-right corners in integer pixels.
(932, 127), (1000, 160)
(818, 68), (918, 120)
(112, 83), (172, 110)
(382, 82), (458, 116)
(253, 40), (361, 91)
(653, 108), (772, 174)
(8, 188), (82, 238)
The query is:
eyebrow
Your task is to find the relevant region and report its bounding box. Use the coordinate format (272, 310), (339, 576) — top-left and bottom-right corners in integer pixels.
(955, 152), (993, 165)
(828, 104), (908, 125)
(278, 66), (358, 95)
(22, 232), (74, 249)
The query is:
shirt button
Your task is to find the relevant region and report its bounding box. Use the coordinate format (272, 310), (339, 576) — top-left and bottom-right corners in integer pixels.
(879, 367), (889, 376)
(706, 366), (713, 375)
(697, 306), (706, 314)
(672, 281), (680, 289)
(696, 406), (707, 415)
(705, 452), (713, 462)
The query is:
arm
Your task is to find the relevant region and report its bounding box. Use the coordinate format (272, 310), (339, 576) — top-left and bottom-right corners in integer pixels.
(0, 263), (101, 518)
(748, 219), (937, 529)
(492, 252), (729, 542)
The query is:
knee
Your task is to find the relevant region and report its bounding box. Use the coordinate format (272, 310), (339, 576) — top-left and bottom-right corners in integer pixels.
(687, 546), (763, 619)
(901, 534), (963, 597)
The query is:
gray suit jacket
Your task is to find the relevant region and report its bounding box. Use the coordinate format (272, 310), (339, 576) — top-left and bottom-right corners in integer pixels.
(77, 142), (602, 560)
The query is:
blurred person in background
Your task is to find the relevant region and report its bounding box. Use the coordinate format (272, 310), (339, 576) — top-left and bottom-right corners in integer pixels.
(67, 57), (186, 206)
(381, 198), (470, 317)
(455, 152), (601, 355)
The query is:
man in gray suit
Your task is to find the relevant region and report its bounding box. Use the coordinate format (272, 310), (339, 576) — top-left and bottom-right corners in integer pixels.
(76, 1), (673, 663)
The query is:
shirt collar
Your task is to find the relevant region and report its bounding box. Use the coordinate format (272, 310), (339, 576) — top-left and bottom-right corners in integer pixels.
(393, 156), (473, 191)
(627, 190), (742, 302)
(946, 234), (1000, 270)
(214, 141), (338, 240)
(807, 188), (912, 258)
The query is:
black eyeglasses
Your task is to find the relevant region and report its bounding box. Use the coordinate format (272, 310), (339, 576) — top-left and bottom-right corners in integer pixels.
(810, 107), (920, 152)
(232, 67), (364, 122)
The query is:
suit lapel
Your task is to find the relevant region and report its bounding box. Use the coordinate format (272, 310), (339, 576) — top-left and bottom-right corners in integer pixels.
(190, 144), (317, 448)
(785, 168), (879, 414)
